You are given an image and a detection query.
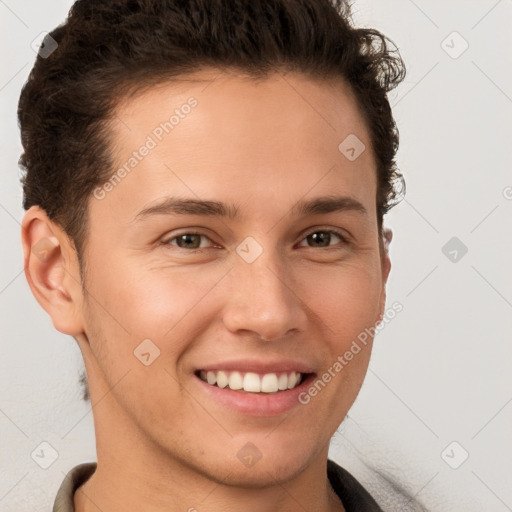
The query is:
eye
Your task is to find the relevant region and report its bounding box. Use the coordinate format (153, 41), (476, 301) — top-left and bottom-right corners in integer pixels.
(297, 229), (349, 249)
(163, 232), (214, 251)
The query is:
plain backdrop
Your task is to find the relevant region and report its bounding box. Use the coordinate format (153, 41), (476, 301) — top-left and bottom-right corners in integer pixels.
(1, 1), (511, 511)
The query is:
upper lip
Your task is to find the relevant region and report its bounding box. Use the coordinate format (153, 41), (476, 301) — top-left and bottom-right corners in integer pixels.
(196, 359), (315, 375)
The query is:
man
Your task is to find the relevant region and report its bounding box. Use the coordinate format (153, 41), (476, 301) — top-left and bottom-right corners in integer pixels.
(18, 0), (406, 510)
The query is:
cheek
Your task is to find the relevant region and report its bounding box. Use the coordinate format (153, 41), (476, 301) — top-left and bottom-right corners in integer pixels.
(287, 261), (383, 439)
(83, 255), (229, 358)
(298, 259), (383, 345)
(80, 258), (219, 424)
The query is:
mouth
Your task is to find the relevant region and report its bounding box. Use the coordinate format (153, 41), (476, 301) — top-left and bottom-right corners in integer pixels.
(194, 369), (310, 394)
(193, 364), (317, 416)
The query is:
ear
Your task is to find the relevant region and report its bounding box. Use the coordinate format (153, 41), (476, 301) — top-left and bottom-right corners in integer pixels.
(377, 227), (392, 321)
(381, 227), (392, 282)
(21, 206), (85, 336)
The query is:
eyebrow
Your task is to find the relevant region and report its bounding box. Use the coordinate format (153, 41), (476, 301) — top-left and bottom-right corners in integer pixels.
(133, 195), (368, 222)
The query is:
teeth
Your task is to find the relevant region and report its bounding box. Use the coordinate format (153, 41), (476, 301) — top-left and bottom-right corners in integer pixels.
(198, 370), (303, 393)
(243, 372), (261, 392)
(287, 372), (297, 389)
(278, 373), (288, 390)
(228, 371), (243, 390)
(261, 373), (279, 393)
(216, 370), (228, 388)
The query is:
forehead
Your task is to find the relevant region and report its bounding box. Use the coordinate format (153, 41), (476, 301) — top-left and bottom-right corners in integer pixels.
(95, 69), (376, 224)
(113, 69), (369, 147)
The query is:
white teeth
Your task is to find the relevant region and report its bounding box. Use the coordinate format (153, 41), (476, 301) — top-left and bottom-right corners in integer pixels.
(228, 371), (243, 390)
(243, 372), (261, 392)
(198, 370), (304, 393)
(216, 370), (228, 388)
(278, 373), (288, 390)
(261, 373), (279, 393)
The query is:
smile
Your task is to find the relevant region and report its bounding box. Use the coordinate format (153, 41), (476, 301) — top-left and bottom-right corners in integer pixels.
(197, 370), (304, 393)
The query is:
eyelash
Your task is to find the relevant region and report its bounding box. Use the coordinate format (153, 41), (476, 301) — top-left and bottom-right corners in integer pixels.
(161, 228), (350, 252)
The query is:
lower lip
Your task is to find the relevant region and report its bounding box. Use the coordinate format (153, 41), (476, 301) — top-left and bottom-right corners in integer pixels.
(193, 373), (316, 416)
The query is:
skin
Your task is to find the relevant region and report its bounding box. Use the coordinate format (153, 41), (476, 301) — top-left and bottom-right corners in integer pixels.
(22, 68), (391, 512)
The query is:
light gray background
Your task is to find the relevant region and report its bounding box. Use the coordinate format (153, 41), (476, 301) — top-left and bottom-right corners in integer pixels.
(1, 1), (511, 511)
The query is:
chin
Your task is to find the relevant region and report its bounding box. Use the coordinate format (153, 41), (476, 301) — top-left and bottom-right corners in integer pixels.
(197, 441), (315, 489)
(214, 458), (310, 489)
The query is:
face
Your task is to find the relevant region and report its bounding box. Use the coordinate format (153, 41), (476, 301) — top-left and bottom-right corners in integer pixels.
(37, 69), (390, 486)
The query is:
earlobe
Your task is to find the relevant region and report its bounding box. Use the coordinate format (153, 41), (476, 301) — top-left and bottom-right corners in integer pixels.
(21, 206), (85, 336)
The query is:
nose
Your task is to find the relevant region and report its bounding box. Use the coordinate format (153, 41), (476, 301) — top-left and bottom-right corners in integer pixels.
(221, 249), (308, 342)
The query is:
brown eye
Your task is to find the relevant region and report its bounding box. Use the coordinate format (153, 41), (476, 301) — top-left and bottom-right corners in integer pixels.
(298, 230), (348, 249)
(164, 232), (212, 251)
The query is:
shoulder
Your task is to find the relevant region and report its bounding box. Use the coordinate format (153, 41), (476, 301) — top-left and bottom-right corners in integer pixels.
(53, 462), (97, 512)
(327, 459), (384, 512)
